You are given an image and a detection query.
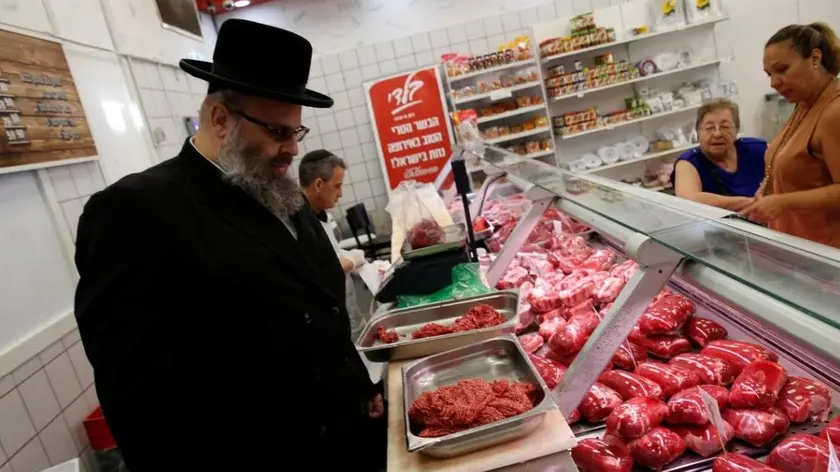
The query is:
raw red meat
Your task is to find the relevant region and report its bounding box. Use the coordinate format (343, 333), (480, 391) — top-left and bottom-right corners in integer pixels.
(628, 325), (647, 345)
(722, 408), (790, 446)
(768, 434), (830, 472)
(666, 385), (730, 425)
(627, 427), (687, 469)
(496, 266), (529, 290)
(528, 280), (561, 314)
(684, 317), (728, 348)
(612, 343), (648, 371)
(639, 295), (695, 336)
(407, 218), (445, 249)
(729, 361), (788, 409)
(539, 318), (566, 341)
(635, 362), (702, 398)
(515, 307), (535, 334)
(610, 260), (639, 282)
(713, 454), (782, 472)
(599, 370), (664, 400)
(606, 397), (669, 439)
(561, 236), (593, 257)
(412, 323), (454, 339)
(643, 335), (693, 359)
(777, 377), (832, 423)
(567, 299), (597, 319)
(595, 276), (626, 303)
(672, 421), (735, 457)
(580, 382), (624, 423)
(548, 310), (601, 356)
(550, 252), (590, 274)
(670, 353), (739, 386)
(580, 249), (616, 272)
(819, 415), (840, 445)
(376, 326), (399, 344)
(517, 333), (544, 354)
(557, 277), (596, 307)
(527, 353), (566, 390)
(653, 288), (674, 304)
(701, 340), (779, 375)
(408, 378), (536, 438)
(571, 438), (633, 472)
(412, 304), (505, 339)
(539, 306), (567, 321)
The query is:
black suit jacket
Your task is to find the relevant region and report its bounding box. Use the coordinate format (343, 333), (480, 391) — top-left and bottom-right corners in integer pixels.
(74, 140), (378, 470)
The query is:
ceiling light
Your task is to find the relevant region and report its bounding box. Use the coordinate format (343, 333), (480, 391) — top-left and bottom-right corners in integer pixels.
(234, 0), (250, 7)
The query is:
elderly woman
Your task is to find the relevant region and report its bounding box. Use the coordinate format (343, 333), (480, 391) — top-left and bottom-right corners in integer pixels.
(672, 98), (767, 211)
(741, 22), (840, 248)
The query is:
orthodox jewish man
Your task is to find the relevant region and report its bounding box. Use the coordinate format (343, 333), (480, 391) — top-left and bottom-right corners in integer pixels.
(74, 19), (385, 471)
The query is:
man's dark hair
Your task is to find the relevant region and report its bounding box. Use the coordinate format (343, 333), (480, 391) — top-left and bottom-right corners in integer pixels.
(299, 150), (347, 187)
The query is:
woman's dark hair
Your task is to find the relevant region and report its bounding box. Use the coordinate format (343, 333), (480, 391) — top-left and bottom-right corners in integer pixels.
(766, 22), (840, 76)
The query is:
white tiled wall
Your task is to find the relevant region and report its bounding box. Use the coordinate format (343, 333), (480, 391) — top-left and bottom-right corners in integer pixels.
(0, 328), (99, 472)
(46, 162), (108, 244)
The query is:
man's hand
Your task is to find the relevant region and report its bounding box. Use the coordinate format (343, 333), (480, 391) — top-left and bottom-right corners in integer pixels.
(346, 249), (367, 269)
(368, 394), (384, 419)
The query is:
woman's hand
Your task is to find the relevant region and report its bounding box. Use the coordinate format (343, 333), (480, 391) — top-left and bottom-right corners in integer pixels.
(731, 197), (755, 212)
(740, 194), (789, 223)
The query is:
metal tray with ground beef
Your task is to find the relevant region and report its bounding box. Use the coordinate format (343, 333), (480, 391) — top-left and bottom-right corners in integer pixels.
(356, 291), (519, 362)
(401, 335), (557, 458)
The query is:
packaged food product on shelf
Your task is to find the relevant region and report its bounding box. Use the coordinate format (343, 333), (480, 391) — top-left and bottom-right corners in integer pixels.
(572, 438), (633, 472)
(627, 427), (687, 469)
(777, 377), (832, 423)
(442, 35), (534, 78)
(666, 385), (729, 424)
(712, 454), (781, 472)
(606, 397), (669, 439)
(768, 434), (831, 472)
(671, 422), (734, 458)
(722, 407), (790, 446)
(728, 360), (788, 409)
(539, 13), (617, 58)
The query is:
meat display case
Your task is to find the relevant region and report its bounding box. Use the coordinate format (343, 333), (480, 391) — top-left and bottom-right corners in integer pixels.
(467, 144), (840, 471)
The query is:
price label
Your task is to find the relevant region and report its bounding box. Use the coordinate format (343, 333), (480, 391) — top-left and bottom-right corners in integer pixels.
(698, 386), (727, 452)
(489, 89), (513, 101)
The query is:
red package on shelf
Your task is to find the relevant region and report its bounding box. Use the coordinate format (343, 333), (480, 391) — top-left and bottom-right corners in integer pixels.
(768, 434), (830, 472)
(670, 353), (739, 386)
(517, 333), (544, 354)
(723, 408), (790, 446)
(539, 317), (566, 341)
(635, 362), (702, 398)
(571, 438), (633, 472)
(550, 252), (590, 275)
(599, 370), (664, 401)
(672, 421), (735, 458)
(606, 397), (669, 439)
(819, 415), (840, 445)
(627, 427), (687, 470)
(713, 454), (783, 472)
(610, 260), (639, 281)
(539, 306), (567, 323)
(557, 278), (596, 307)
(567, 299), (597, 319)
(684, 317), (728, 347)
(572, 438), (632, 472)
(612, 343), (647, 371)
(527, 353), (566, 390)
(496, 265), (529, 290)
(644, 335), (693, 360)
(580, 382), (624, 423)
(701, 340), (779, 375)
(639, 295), (696, 336)
(729, 360), (788, 409)
(595, 276), (626, 304)
(515, 308), (536, 334)
(528, 280), (561, 314)
(628, 325), (647, 345)
(548, 310), (601, 357)
(777, 376), (832, 423)
(666, 385), (729, 425)
(580, 249), (617, 272)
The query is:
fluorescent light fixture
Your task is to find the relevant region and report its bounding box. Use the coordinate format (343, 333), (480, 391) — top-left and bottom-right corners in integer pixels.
(234, 0), (250, 7)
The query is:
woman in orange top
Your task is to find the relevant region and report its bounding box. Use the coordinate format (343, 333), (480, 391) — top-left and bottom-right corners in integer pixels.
(742, 23), (840, 248)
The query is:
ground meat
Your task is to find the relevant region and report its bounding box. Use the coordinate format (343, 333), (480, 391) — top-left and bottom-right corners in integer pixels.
(411, 304), (505, 340)
(376, 326), (399, 344)
(408, 378), (537, 438)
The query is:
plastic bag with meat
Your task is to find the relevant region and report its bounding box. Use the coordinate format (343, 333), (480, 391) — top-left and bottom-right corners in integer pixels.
(595, 276), (626, 303)
(515, 307), (535, 335)
(671, 421), (735, 458)
(560, 236), (593, 257)
(539, 317), (566, 341)
(527, 279), (561, 314)
(713, 454), (782, 472)
(539, 306), (567, 323)
(580, 249), (616, 272)
(701, 340), (779, 375)
(768, 434), (830, 472)
(729, 360), (788, 409)
(567, 299), (597, 319)
(517, 333), (544, 354)
(627, 427), (687, 469)
(612, 343), (648, 371)
(684, 317), (728, 347)
(558, 278), (596, 307)
(639, 295), (695, 336)
(599, 370), (664, 400)
(610, 260), (639, 282)
(548, 310), (601, 357)
(666, 385), (729, 425)
(777, 376), (832, 423)
(819, 415), (840, 445)
(407, 218), (445, 249)
(572, 438), (633, 472)
(580, 382), (624, 423)
(525, 354), (581, 424)
(496, 265), (529, 290)
(722, 408), (790, 446)
(670, 353), (739, 385)
(635, 362), (702, 398)
(644, 335), (693, 360)
(549, 252), (590, 275)
(606, 397), (669, 439)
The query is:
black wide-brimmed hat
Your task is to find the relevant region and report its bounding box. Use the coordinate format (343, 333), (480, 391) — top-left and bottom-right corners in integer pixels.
(180, 19), (333, 108)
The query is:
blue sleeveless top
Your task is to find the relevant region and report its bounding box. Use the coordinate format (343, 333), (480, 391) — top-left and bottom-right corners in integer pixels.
(670, 138), (767, 197)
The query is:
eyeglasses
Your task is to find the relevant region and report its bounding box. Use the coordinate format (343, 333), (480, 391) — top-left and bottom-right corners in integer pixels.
(229, 109), (310, 142)
(700, 123), (736, 134)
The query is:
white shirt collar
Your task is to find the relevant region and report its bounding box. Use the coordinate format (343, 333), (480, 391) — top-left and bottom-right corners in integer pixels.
(190, 137), (224, 172)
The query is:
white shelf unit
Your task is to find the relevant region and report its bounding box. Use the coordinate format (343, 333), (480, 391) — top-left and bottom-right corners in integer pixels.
(443, 48), (558, 172)
(530, 0), (731, 183)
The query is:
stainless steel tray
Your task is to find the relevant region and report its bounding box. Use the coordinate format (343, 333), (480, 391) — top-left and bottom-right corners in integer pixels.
(356, 291), (519, 362)
(402, 335), (556, 458)
(403, 223), (467, 260)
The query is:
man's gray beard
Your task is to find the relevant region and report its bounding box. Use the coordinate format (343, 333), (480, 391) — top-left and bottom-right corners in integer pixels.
(217, 122), (304, 219)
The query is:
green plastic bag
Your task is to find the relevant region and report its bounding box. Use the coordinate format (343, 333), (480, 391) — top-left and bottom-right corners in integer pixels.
(396, 263), (493, 308)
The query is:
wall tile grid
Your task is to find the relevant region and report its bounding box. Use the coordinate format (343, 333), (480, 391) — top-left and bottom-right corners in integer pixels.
(0, 328), (99, 472)
(46, 162), (108, 244)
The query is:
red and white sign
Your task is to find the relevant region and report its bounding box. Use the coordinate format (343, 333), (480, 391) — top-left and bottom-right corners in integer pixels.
(364, 67), (454, 193)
